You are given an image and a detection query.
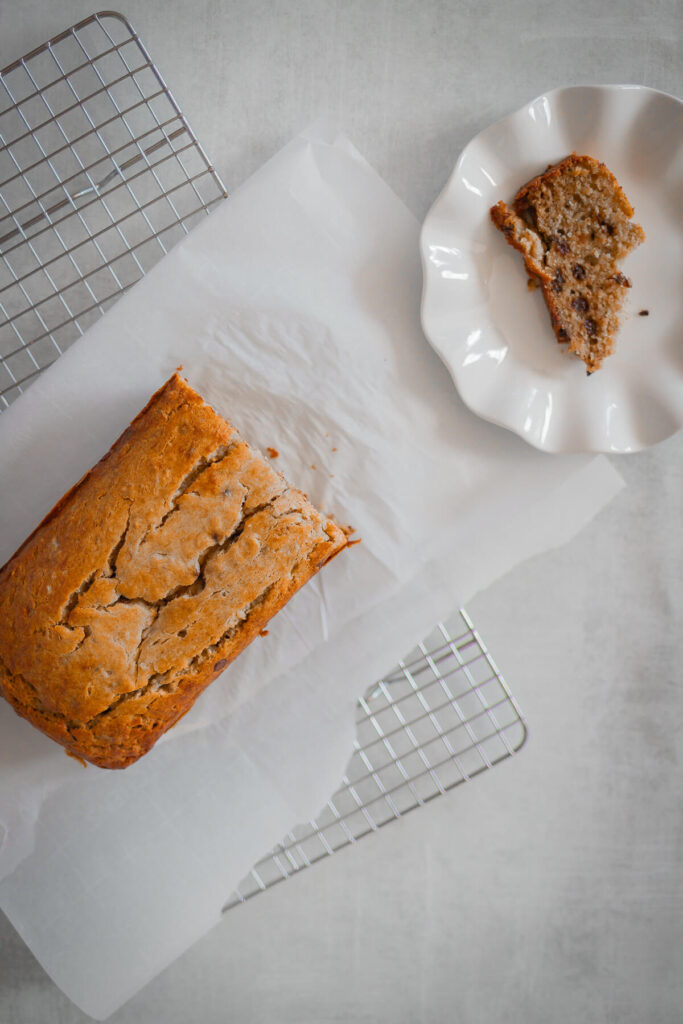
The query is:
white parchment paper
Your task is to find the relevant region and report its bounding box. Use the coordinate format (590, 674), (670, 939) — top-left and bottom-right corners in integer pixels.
(0, 125), (623, 1019)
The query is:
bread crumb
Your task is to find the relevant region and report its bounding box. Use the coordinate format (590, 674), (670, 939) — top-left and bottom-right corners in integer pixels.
(66, 750), (87, 768)
(638, 309), (649, 316)
(311, 463), (316, 470)
(266, 447), (279, 458)
(259, 629), (269, 637)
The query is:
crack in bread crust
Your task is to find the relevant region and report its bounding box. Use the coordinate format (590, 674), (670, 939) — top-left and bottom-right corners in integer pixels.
(0, 374), (350, 768)
(83, 583), (278, 729)
(149, 442), (237, 538)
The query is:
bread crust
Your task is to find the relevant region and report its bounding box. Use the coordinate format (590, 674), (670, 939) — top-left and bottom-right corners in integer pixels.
(0, 374), (349, 768)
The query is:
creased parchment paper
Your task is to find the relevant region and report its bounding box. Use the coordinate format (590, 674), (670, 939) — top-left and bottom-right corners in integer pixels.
(0, 125), (623, 1019)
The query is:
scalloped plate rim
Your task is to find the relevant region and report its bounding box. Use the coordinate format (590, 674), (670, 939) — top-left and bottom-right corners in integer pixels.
(419, 83), (683, 455)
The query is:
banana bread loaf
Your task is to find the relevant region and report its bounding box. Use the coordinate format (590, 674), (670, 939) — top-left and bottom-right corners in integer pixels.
(0, 374), (349, 768)
(490, 154), (645, 373)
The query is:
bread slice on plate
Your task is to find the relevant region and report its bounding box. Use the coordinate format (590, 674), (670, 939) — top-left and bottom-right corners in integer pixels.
(491, 154), (644, 373)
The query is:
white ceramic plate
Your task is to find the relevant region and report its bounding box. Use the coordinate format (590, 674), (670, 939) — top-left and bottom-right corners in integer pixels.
(420, 85), (683, 453)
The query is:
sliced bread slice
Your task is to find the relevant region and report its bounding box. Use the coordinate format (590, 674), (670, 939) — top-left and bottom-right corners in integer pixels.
(491, 154), (644, 373)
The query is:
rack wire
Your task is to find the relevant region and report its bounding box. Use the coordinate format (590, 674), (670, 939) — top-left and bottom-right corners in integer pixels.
(0, 13), (526, 910)
(223, 609), (525, 909)
(0, 11), (226, 409)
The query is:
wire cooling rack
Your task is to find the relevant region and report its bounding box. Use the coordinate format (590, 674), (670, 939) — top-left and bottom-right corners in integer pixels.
(0, 11), (226, 409)
(0, 13), (527, 908)
(223, 609), (525, 910)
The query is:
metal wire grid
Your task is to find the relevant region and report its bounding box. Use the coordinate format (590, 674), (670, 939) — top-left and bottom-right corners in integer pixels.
(0, 16), (526, 911)
(223, 609), (526, 910)
(0, 11), (227, 409)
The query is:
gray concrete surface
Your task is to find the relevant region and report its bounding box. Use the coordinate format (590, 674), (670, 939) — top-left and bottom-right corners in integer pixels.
(0, 1), (681, 1022)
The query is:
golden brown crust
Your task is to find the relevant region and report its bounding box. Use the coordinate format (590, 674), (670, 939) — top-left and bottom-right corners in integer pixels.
(490, 200), (550, 280)
(0, 374), (349, 769)
(490, 154), (645, 373)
